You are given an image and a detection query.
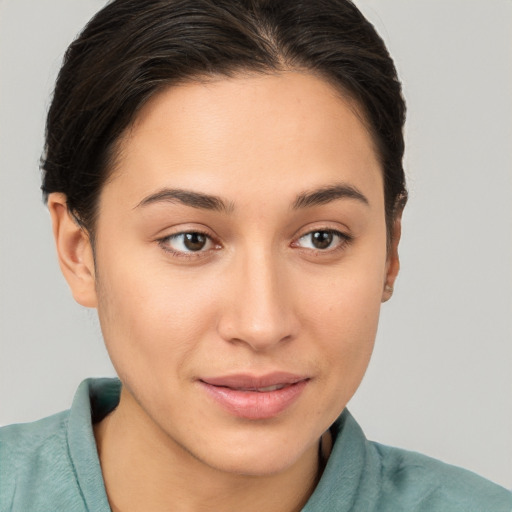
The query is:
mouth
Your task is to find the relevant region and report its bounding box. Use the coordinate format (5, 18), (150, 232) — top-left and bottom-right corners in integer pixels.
(237, 384), (289, 392)
(199, 373), (310, 420)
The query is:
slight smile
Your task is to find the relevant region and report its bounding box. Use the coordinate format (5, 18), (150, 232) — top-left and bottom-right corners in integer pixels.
(199, 373), (310, 420)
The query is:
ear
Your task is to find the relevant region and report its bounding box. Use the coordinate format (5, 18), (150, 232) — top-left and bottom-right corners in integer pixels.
(381, 211), (403, 303)
(48, 193), (98, 308)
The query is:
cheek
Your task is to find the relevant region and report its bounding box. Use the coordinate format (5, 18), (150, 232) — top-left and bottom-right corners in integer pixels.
(307, 282), (381, 364)
(297, 253), (385, 388)
(95, 253), (220, 379)
(302, 246), (385, 333)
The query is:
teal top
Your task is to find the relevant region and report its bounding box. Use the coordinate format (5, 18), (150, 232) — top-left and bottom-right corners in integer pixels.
(1, 378), (511, 511)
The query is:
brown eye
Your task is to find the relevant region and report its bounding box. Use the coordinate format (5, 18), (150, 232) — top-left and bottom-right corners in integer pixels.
(161, 232), (213, 254)
(295, 229), (348, 251)
(183, 232), (207, 251)
(311, 231), (333, 249)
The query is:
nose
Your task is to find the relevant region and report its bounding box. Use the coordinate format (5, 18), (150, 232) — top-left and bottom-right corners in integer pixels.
(216, 247), (299, 352)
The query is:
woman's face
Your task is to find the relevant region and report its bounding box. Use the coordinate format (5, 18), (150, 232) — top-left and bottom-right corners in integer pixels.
(72, 72), (397, 475)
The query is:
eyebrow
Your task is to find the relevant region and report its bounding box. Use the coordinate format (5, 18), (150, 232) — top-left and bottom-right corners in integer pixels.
(292, 183), (369, 209)
(135, 188), (234, 213)
(135, 182), (369, 213)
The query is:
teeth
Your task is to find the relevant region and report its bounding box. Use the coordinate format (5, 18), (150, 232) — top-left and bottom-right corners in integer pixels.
(258, 384), (285, 392)
(225, 384), (288, 392)
(236, 384), (286, 392)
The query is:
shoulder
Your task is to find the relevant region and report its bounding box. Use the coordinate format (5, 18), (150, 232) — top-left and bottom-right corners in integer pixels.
(0, 410), (83, 511)
(0, 379), (118, 511)
(371, 442), (512, 512)
(312, 411), (512, 512)
(0, 409), (71, 479)
(0, 408), (69, 451)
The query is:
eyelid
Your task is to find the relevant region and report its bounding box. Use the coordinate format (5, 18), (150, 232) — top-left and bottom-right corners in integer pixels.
(157, 228), (221, 259)
(155, 224), (353, 260)
(293, 223), (352, 241)
(291, 227), (353, 253)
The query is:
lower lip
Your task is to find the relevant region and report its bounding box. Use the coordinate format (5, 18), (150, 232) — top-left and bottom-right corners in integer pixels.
(199, 380), (308, 420)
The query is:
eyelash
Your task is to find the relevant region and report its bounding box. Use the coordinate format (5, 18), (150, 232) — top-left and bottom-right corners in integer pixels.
(158, 230), (219, 259)
(292, 228), (353, 255)
(157, 228), (352, 259)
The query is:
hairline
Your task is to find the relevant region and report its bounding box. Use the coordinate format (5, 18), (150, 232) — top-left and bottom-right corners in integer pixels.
(72, 67), (396, 252)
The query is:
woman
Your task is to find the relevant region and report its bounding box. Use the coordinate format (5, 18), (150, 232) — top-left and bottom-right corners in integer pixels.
(1, 0), (511, 510)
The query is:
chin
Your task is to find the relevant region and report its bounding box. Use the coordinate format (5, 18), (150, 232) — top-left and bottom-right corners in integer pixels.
(188, 428), (320, 477)
(204, 449), (307, 477)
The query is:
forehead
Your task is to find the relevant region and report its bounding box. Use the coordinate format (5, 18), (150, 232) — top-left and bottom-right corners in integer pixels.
(105, 71), (383, 209)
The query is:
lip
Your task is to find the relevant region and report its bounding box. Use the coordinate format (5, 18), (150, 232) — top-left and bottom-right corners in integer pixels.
(199, 372), (309, 420)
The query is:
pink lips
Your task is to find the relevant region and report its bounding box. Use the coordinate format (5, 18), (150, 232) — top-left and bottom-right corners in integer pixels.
(199, 372), (309, 420)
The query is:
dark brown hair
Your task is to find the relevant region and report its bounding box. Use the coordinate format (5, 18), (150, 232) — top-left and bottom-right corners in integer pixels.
(41, 0), (407, 241)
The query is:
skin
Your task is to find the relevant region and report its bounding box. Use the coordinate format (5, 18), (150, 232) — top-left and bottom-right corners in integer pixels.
(49, 71), (401, 512)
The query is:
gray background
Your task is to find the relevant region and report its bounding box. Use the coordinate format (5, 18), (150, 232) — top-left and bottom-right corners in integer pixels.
(1, 0), (511, 488)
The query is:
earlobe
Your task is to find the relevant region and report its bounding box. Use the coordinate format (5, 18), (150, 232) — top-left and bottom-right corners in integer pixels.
(382, 212), (403, 303)
(48, 193), (98, 308)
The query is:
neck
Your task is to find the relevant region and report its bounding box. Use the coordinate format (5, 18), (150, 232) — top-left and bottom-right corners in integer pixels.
(94, 387), (329, 512)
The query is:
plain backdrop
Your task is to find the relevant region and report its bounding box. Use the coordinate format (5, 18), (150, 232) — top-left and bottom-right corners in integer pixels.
(0, 0), (511, 489)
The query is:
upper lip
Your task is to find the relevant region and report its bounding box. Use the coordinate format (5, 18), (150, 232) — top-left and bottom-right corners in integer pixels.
(200, 372), (309, 390)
